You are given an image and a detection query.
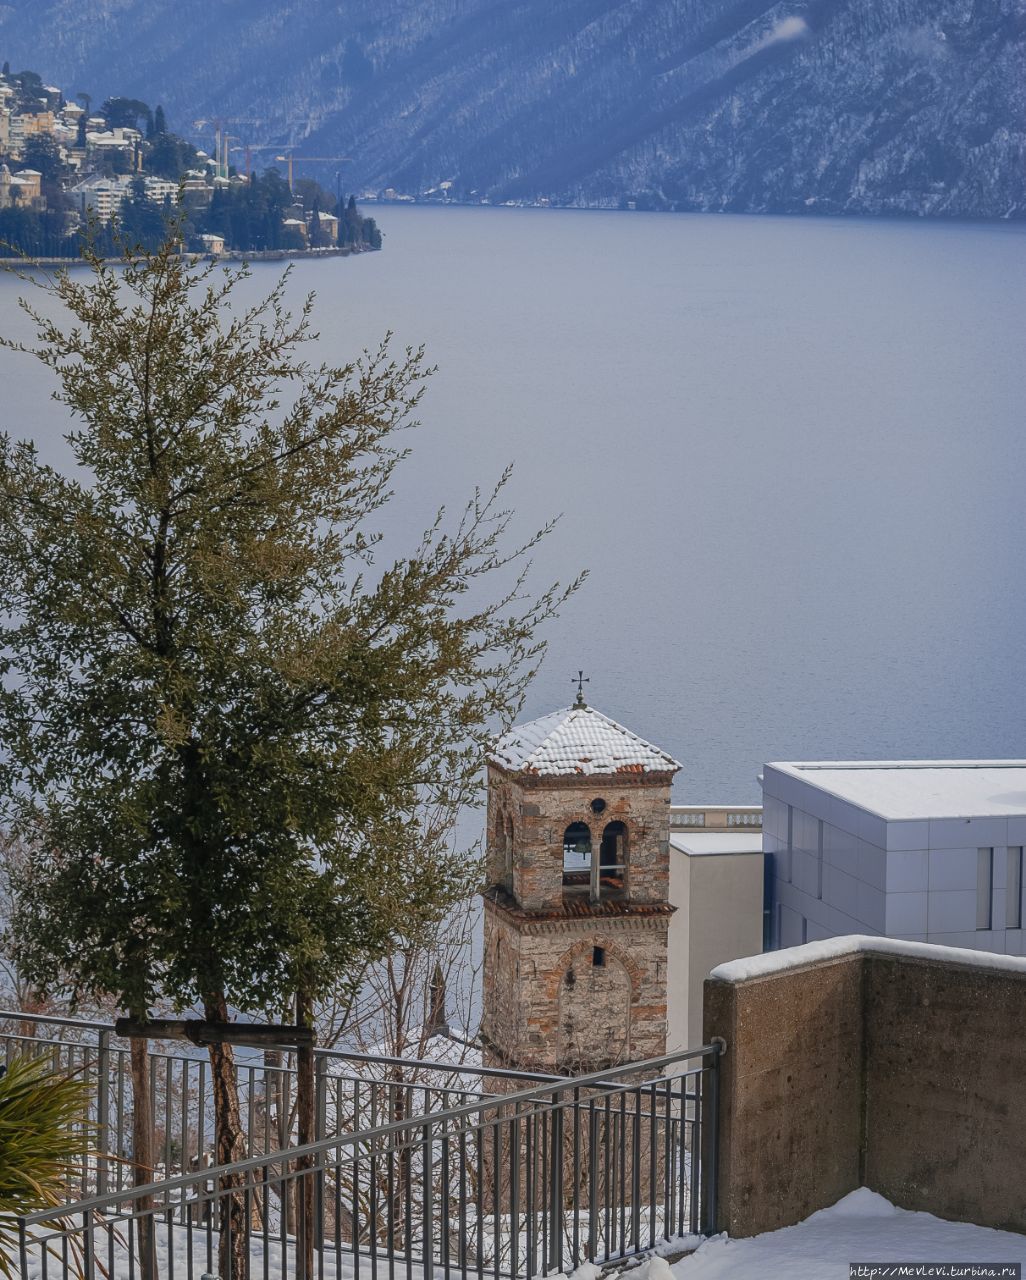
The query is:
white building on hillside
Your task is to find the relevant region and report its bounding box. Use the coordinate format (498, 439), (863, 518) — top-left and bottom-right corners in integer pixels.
(763, 761), (1026, 954)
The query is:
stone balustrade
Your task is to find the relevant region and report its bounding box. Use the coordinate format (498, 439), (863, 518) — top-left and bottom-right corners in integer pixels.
(669, 804), (763, 831)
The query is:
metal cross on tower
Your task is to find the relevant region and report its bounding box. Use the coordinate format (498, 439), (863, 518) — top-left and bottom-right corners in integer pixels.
(571, 670), (590, 708)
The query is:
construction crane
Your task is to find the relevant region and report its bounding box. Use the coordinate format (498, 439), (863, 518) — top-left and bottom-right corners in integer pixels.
(273, 151), (353, 194)
(193, 118), (265, 179)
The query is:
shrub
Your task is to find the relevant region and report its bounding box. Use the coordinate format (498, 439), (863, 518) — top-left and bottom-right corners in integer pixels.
(0, 1056), (93, 1276)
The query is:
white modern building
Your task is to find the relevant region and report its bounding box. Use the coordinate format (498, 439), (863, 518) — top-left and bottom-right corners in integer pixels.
(666, 813), (764, 1050)
(763, 761), (1026, 954)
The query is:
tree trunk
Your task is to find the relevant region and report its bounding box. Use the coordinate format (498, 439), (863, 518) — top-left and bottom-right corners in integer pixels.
(205, 992), (249, 1280)
(129, 1033), (157, 1280)
(295, 990), (316, 1280)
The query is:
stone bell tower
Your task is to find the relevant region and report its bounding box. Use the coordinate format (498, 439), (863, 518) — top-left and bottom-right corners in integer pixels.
(480, 690), (680, 1074)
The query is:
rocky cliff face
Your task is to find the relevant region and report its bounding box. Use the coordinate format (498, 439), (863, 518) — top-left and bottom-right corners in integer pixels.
(1, 0), (1023, 216)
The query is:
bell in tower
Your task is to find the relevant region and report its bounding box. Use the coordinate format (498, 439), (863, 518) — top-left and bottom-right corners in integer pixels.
(480, 690), (681, 1074)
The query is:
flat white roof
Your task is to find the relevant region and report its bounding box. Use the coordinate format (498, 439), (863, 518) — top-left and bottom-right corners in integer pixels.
(768, 761), (1026, 821)
(669, 832), (763, 857)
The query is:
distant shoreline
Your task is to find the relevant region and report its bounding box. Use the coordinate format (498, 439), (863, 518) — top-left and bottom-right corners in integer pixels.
(0, 244), (381, 268)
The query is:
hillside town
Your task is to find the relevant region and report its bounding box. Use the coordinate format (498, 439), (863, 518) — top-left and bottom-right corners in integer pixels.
(0, 63), (381, 257)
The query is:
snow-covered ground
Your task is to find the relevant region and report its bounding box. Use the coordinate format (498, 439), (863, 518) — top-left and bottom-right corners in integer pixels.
(17, 1188), (1024, 1279)
(616, 1189), (1026, 1280)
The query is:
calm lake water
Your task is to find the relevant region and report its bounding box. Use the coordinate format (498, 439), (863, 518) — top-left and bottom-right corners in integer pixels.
(2, 206), (1025, 801)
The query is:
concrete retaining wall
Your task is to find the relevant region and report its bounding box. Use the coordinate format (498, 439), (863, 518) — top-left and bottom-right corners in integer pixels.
(704, 939), (1026, 1238)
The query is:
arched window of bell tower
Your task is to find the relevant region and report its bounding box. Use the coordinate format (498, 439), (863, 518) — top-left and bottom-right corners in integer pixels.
(599, 821), (628, 899)
(562, 822), (592, 899)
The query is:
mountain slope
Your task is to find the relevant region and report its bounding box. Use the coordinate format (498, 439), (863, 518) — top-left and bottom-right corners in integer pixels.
(0, 0), (1023, 216)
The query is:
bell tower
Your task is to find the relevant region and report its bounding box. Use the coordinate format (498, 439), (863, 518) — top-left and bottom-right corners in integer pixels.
(480, 693), (680, 1074)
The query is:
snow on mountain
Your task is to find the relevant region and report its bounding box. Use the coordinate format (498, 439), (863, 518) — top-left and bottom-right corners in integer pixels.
(1, 0), (1023, 216)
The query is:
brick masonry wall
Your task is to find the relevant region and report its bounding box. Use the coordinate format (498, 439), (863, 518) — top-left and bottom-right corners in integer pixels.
(482, 897), (671, 1071)
(481, 763), (674, 1073)
(486, 765), (674, 912)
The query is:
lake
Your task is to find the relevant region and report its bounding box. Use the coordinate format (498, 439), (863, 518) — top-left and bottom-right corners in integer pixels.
(2, 205), (1025, 801)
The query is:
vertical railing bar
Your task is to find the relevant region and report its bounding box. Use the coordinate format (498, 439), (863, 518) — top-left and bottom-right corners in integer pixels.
(458, 1126), (468, 1276)
(351, 1083), (361, 1280)
(618, 1091), (626, 1259)
(630, 1085), (642, 1256)
(117, 1050), (127, 1196)
(370, 1138), (379, 1280)
(648, 1081), (658, 1250)
(404, 1123), (414, 1280)
(186, 1175), (195, 1280)
(387, 1126), (397, 1280)
(333, 1151), (342, 1280)
(82, 1209), (94, 1280)
(278, 1164), (289, 1280)
(705, 1048), (720, 1236)
(571, 1089), (581, 1271)
(167, 1190), (176, 1280)
(540, 1104), (549, 1276)
(510, 1113), (520, 1280)
(663, 1078), (673, 1241)
(587, 1099), (599, 1264)
(96, 1029), (110, 1198)
(687, 1073), (698, 1237)
(197, 1060), (207, 1175)
(421, 1124), (433, 1280)
(164, 1055), (173, 1179)
(475, 1122), (484, 1280)
(602, 1093), (612, 1260)
(205, 1147), (214, 1278)
(549, 1090), (564, 1277)
(492, 1118), (502, 1280)
(439, 1126), (450, 1280)
(524, 1110), (534, 1280)
(180, 1061), (190, 1192)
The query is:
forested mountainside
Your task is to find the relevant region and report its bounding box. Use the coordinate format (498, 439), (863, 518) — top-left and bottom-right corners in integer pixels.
(1, 0), (1023, 217)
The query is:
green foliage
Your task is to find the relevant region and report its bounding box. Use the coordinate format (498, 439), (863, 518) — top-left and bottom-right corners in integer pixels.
(0, 208), (73, 258)
(145, 131), (200, 180)
(11, 71), (45, 114)
(102, 96), (149, 130)
(0, 1057), (93, 1276)
(19, 135), (63, 185)
(0, 231), (577, 1023)
(201, 169), (295, 250)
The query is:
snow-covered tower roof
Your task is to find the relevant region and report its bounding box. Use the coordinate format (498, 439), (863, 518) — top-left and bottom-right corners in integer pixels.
(488, 703), (681, 778)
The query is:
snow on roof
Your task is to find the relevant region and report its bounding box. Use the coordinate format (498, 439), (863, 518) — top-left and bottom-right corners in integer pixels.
(489, 704), (681, 777)
(669, 832), (763, 857)
(767, 760), (1026, 821)
(710, 934), (1026, 984)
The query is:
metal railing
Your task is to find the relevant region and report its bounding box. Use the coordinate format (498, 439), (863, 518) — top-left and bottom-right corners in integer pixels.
(0, 1011), (557, 1203)
(669, 805), (762, 831)
(16, 1043), (721, 1280)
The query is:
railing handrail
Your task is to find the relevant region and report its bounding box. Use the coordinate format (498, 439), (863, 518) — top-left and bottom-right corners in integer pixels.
(317, 1045), (560, 1084)
(0, 1007), (555, 1085)
(0, 1010), (114, 1033)
(19, 1040), (722, 1226)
